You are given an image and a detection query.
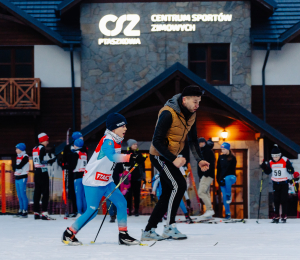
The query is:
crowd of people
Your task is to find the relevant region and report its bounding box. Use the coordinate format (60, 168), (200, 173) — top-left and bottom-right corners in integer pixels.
(11, 85), (300, 246)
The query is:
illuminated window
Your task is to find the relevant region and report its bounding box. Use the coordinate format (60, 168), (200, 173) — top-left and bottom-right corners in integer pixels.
(188, 44), (230, 85)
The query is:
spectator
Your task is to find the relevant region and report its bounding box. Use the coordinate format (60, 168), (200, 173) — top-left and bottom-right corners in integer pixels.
(217, 142), (236, 220)
(13, 143), (29, 218)
(126, 139), (146, 216)
(197, 137), (215, 219)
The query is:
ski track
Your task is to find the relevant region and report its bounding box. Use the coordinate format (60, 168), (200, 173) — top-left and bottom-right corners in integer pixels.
(0, 215), (299, 260)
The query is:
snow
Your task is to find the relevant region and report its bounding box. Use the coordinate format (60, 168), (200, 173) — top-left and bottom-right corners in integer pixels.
(0, 215), (299, 260)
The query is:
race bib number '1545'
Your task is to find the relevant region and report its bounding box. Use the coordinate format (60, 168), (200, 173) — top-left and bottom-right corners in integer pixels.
(95, 172), (110, 182)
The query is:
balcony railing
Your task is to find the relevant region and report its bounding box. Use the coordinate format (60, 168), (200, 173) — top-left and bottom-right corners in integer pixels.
(0, 78), (40, 110)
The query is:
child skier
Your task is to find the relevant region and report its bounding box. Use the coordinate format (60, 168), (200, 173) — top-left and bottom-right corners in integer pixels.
(62, 113), (146, 246)
(69, 138), (88, 217)
(260, 144), (295, 223)
(14, 143), (29, 218)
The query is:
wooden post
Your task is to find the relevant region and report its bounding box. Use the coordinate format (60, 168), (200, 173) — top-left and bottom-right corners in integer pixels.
(1, 163), (6, 213)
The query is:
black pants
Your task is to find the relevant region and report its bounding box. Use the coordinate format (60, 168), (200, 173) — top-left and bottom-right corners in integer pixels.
(67, 170), (77, 213)
(34, 169), (49, 213)
(273, 182), (289, 217)
(127, 180), (141, 214)
(146, 155), (186, 229)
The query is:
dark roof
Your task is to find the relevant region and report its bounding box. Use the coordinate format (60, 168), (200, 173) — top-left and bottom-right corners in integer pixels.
(0, 0), (80, 45)
(55, 62), (300, 157)
(57, 0), (78, 15)
(251, 0), (300, 44)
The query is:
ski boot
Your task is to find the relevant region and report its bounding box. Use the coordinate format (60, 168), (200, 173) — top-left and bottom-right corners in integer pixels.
(21, 210), (28, 218)
(134, 210), (139, 217)
(162, 224), (187, 240)
(224, 214), (231, 221)
(271, 217), (279, 224)
(62, 228), (82, 246)
(119, 231), (140, 245)
(281, 214), (287, 223)
(163, 213), (167, 220)
(110, 215), (116, 223)
(13, 210), (22, 218)
(185, 214), (194, 223)
(69, 212), (78, 218)
(141, 228), (165, 241)
(41, 211), (56, 220)
(34, 212), (41, 220)
(199, 209), (215, 219)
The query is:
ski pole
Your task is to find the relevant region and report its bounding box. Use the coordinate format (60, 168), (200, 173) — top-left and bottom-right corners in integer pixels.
(77, 165), (137, 233)
(256, 170), (264, 224)
(91, 201), (113, 243)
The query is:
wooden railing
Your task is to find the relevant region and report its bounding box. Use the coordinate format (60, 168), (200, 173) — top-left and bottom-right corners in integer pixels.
(0, 78), (40, 110)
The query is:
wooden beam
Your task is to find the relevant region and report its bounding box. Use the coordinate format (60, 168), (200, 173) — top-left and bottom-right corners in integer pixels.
(155, 90), (166, 105)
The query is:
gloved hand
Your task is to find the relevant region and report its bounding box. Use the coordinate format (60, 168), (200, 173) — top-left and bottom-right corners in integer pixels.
(219, 179), (225, 186)
(186, 199), (191, 208)
(48, 157), (56, 165)
(142, 179), (146, 185)
(294, 172), (300, 181)
(150, 194), (156, 202)
(260, 159), (269, 171)
(129, 153), (146, 166)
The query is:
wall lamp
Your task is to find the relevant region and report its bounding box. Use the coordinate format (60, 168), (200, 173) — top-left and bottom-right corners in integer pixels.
(221, 129), (228, 141)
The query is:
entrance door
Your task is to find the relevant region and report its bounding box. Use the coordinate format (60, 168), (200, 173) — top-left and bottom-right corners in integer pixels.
(211, 149), (248, 219)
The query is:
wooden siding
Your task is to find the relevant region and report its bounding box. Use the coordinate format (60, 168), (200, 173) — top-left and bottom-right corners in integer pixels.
(0, 88), (81, 155)
(252, 85), (300, 146)
(0, 18), (53, 46)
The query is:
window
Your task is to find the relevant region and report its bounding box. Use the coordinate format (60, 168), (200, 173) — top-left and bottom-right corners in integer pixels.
(0, 47), (34, 78)
(188, 44), (230, 85)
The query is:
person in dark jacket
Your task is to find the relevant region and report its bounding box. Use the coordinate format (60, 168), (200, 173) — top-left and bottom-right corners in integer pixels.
(217, 142), (236, 220)
(126, 139), (146, 216)
(62, 131), (87, 217)
(197, 137), (215, 218)
(260, 144), (295, 223)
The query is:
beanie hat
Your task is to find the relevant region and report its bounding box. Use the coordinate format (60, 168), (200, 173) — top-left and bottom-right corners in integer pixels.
(271, 144), (281, 156)
(106, 113), (127, 131)
(182, 85), (205, 97)
(74, 138), (84, 148)
(127, 139), (137, 148)
(38, 133), (49, 143)
(16, 143), (26, 151)
(72, 131), (83, 141)
(198, 137), (206, 143)
(207, 139), (214, 149)
(221, 142), (230, 151)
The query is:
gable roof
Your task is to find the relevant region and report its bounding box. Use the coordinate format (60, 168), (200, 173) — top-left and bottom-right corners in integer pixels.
(55, 62), (300, 157)
(0, 0), (80, 46)
(251, 0), (300, 45)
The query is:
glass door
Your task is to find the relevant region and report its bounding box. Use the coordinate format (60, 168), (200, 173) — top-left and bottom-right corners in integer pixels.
(211, 149), (248, 219)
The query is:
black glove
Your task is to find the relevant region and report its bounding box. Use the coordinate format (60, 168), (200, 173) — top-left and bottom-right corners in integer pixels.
(186, 199), (191, 208)
(260, 160), (269, 171)
(150, 194), (155, 202)
(48, 157), (56, 165)
(219, 179), (225, 186)
(142, 179), (146, 185)
(288, 179), (294, 184)
(129, 153), (146, 166)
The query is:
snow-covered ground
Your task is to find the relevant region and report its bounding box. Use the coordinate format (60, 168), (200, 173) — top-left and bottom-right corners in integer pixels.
(0, 215), (299, 260)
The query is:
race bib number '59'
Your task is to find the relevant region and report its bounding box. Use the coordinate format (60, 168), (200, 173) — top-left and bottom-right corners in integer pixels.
(95, 172), (110, 182)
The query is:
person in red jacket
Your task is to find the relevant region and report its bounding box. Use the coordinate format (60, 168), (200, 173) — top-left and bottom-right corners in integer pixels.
(260, 144), (295, 223)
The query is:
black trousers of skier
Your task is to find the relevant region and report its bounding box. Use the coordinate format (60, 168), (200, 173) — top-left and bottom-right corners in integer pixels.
(34, 169), (49, 212)
(146, 155), (186, 229)
(273, 182), (289, 217)
(127, 180), (141, 214)
(68, 171), (77, 213)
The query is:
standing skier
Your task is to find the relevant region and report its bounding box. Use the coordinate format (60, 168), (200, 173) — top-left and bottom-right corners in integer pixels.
(198, 137), (215, 219)
(69, 138), (88, 217)
(62, 113), (146, 246)
(260, 144), (295, 223)
(217, 142), (236, 220)
(141, 85), (209, 241)
(32, 133), (56, 220)
(13, 143), (29, 218)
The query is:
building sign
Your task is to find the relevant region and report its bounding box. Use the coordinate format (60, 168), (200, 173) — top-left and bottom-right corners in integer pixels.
(98, 13), (232, 45)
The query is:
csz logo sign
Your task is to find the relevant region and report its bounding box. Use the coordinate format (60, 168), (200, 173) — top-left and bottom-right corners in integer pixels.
(98, 14), (141, 45)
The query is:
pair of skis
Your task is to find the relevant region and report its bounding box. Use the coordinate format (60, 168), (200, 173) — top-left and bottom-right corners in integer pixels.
(176, 217), (246, 224)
